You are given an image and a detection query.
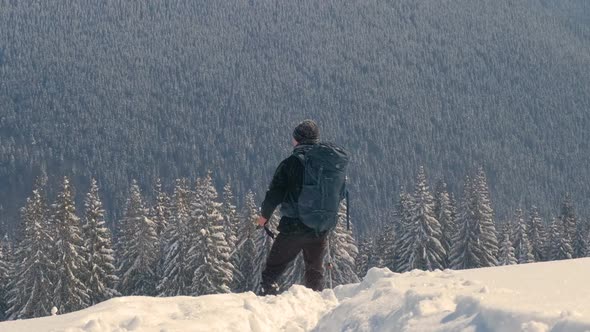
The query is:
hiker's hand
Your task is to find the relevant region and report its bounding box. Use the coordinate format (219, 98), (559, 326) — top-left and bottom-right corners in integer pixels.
(257, 216), (267, 228)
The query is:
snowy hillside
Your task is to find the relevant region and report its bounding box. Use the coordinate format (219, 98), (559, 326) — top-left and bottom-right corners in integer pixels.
(2, 258), (590, 332)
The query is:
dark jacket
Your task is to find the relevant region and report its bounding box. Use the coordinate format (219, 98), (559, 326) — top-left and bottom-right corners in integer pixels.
(260, 143), (316, 234)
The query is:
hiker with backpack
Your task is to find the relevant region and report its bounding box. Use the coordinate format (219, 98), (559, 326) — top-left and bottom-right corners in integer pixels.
(257, 120), (349, 296)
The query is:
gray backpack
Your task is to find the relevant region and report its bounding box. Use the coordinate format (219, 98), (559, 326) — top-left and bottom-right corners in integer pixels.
(294, 142), (349, 233)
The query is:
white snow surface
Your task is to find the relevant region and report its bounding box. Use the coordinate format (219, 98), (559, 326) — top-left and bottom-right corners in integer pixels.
(2, 258), (590, 332)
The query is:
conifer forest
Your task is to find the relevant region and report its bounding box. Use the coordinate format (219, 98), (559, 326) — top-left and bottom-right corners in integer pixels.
(1, 0), (589, 321)
(1, 166), (589, 320)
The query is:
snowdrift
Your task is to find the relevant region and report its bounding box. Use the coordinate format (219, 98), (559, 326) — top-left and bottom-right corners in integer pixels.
(2, 258), (590, 332)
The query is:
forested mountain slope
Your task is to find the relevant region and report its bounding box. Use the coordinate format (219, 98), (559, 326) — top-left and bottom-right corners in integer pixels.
(1, 0), (589, 233)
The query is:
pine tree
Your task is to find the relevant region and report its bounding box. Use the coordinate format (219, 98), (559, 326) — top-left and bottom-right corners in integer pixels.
(234, 191), (259, 293)
(498, 224), (517, 266)
(324, 202), (359, 288)
(220, 183), (238, 251)
(117, 180), (158, 296)
(0, 235), (12, 320)
(559, 194), (577, 257)
(471, 168), (499, 266)
(191, 174), (234, 295)
(399, 167), (445, 272)
(450, 177), (473, 270)
(82, 179), (119, 305)
(527, 206), (547, 262)
(51, 177), (90, 314)
(220, 183), (239, 290)
(392, 190), (414, 272)
(372, 211), (396, 270)
(157, 179), (194, 296)
(434, 180), (456, 268)
(152, 178), (171, 285)
(6, 182), (55, 319)
(573, 219), (589, 259)
(511, 209), (534, 264)
(450, 168), (498, 270)
(548, 217), (573, 261)
(356, 236), (375, 279)
(152, 178), (170, 240)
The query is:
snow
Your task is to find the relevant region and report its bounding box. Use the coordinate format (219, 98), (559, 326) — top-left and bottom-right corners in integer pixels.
(2, 258), (590, 332)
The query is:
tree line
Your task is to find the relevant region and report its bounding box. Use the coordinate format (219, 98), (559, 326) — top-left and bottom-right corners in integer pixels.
(0, 173), (359, 321)
(356, 167), (590, 277)
(1, 166), (589, 321)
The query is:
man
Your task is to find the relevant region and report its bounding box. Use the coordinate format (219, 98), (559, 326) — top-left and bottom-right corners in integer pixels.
(257, 119), (347, 296)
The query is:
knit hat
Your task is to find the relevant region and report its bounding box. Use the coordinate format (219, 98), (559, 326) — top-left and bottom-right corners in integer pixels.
(293, 120), (320, 143)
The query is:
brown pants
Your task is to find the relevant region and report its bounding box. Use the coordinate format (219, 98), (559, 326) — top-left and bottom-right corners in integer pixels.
(261, 231), (328, 291)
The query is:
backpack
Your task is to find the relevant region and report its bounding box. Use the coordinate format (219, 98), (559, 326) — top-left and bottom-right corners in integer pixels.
(294, 142), (349, 233)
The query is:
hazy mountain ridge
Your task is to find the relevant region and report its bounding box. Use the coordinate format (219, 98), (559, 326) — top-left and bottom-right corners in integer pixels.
(1, 0), (589, 233)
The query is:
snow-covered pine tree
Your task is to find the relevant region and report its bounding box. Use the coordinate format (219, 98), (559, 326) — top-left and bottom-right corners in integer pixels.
(471, 168), (499, 266)
(191, 173), (234, 295)
(157, 179), (194, 296)
(355, 236), (375, 279)
(234, 191), (259, 293)
(527, 206), (547, 262)
(82, 179), (119, 305)
(51, 177), (90, 314)
(559, 194), (577, 257)
(573, 219), (589, 259)
(117, 180), (158, 296)
(324, 202), (359, 288)
(511, 209), (534, 264)
(0, 235), (12, 320)
(220, 183), (238, 249)
(152, 178), (171, 285)
(152, 178), (170, 240)
(372, 210), (396, 270)
(450, 177), (474, 270)
(450, 168), (499, 270)
(400, 167), (445, 272)
(434, 180), (456, 268)
(449, 193), (458, 228)
(392, 190), (414, 272)
(498, 223), (517, 266)
(548, 217), (573, 261)
(220, 183), (239, 287)
(6, 182), (55, 320)
(186, 177), (206, 290)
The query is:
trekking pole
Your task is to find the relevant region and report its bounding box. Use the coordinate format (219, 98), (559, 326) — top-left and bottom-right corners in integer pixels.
(263, 224), (276, 240)
(256, 221), (276, 240)
(326, 236), (333, 289)
(346, 190), (350, 231)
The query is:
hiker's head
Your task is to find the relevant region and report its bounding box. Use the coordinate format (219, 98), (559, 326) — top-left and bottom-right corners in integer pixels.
(293, 119), (320, 145)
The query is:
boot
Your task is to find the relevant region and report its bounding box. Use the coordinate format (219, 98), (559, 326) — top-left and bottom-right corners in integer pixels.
(259, 282), (280, 296)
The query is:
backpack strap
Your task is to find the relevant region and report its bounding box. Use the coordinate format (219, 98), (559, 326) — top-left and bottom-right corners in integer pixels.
(293, 152), (305, 165)
(292, 144), (314, 166)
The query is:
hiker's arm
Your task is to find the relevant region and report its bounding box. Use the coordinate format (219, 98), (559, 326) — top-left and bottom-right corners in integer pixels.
(260, 159), (289, 220)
